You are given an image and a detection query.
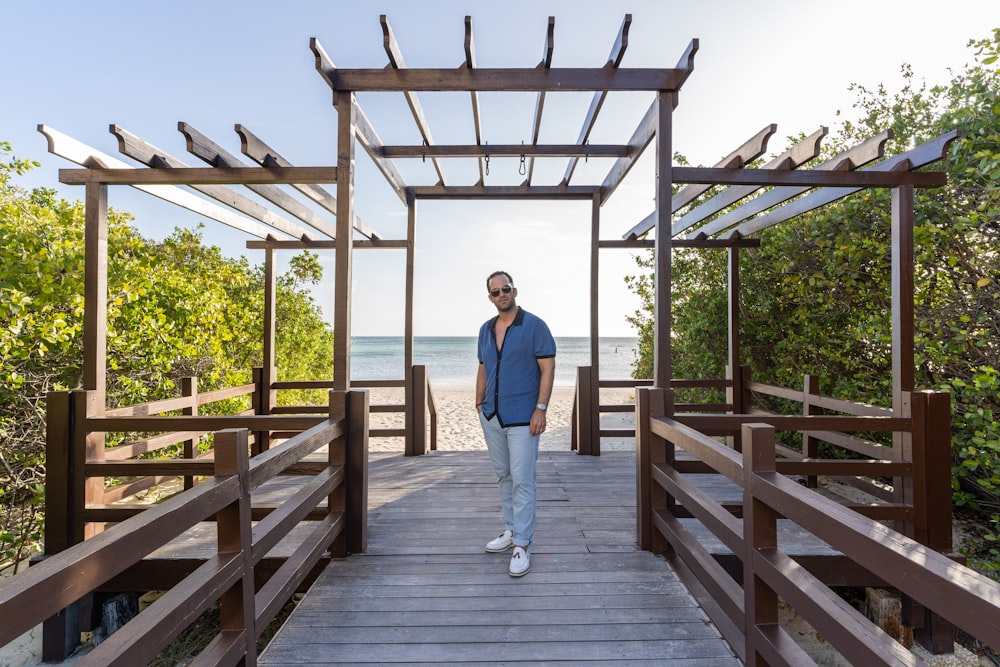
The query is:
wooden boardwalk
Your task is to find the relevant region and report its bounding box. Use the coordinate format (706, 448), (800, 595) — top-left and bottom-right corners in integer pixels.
(259, 449), (739, 666)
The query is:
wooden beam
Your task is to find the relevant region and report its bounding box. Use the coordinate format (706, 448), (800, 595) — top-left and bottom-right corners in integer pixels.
(524, 16), (555, 186)
(179, 122), (337, 240)
(623, 124), (779, 239)
(234, 124), (379, 240)
(334, 93), (356, 391)
(325, 67), (683, 92)
(60, 166), (338, 186)
(381, 15), (447, 186)
(733, 130), (959, 237)
(465, 16), (486, 184)
(562, 14), (631, 185)
(246, 240), (408, 250)
(378, 144), (629, 158)
(310, 38), (409, 205)
(663, 127), (827, 238)
(109, 125), (313, 240)
(671, 167), (945, 188)
(409, 184), (599, 199)
(38, 125), (273, 239)
(686, 129), (892, 239)
(600, 238), (759, 249)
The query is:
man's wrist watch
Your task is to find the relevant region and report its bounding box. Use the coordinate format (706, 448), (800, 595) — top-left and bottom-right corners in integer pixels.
(536, 403), (547, 411)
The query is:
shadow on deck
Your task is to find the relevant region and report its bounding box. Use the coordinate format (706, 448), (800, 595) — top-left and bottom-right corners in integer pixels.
(259, 450), (740, 666)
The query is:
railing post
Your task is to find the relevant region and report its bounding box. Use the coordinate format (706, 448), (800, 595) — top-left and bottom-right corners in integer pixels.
(345, 389), (369, 554)
(214, 429), (256, 664)
(576, 366), (598, 456)
(406, 365), (428, 456)
(903, 389), (957, 654)
(742, 422), (779, 667)
(636, 387), (673, 554)
(42, 391), (78, 661)
(328, 390), (348, 557)
(251, 366), (269, 455)
(181, 376), (198, 490)
(802, 374), (821, 487)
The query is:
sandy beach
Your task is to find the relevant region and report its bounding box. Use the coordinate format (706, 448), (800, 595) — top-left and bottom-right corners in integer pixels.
(366, 385), (638, 452)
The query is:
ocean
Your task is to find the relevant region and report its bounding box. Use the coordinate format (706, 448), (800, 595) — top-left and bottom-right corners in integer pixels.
(350, 336), (640, 387)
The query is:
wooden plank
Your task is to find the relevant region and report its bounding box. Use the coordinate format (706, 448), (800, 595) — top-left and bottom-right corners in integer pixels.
(235, 124), (380, 240)
(179, 122), (338, 239)
(378, 143), (629, 158)
(258, 451), (739, 665)
(410, 184), (599, 199)
(524, 16), (555, 185)
(464, 15), (486, 184)
(326, 67), (685, 92)
(38, 125), (274, 239)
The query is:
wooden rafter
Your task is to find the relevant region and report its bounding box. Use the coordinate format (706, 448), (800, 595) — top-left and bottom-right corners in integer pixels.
(731, 130), (959, 237)
(324, 67), (684, 92)
(110, 125), (313, 240)
(683, 130), (892, 239)
(410, 184), (599, 199)
(465, 16), (486, 185)
(310, 37), (409, 205)
(235, 124), (380, 239)
(179, 122), (338, 240)
(562, 14), (631, 185)
(381, 15), (447, 186)
(665, 127), (828, 238)
(525, 16), (555, 186)
(623, 124), (779, 239)
(38, 125), (275, 239)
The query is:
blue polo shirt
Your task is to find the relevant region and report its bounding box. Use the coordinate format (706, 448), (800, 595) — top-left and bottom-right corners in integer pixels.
(478, 307), (556, 427)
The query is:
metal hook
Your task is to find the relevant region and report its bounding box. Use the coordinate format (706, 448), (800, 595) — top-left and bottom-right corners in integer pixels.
(422, 138), (428, 163)
(484, 141), (490, 176)
(519, 141), (526, 176)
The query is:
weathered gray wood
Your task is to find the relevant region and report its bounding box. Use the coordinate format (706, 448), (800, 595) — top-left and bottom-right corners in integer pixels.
(525, 16), (555, 185)
(464, 16), (486, 184)
(259, 451), (738, 665)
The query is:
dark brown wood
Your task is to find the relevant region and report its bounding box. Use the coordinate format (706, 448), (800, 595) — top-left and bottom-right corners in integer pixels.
(262, 248), (278, 447)
(574, 366), (595, 455)
(653, 91), (673, 388)
(410, 184), (599, 199)
(404, 192), (416, 374)
(380, 143), (629, 158)
(742, 423), (779, 666)
(464, 15), (487, 184)
(61, 164), (337, 188)
(601, 101), (656, 205)
(671, 166), (945, 188)
(345, 389), (369, 553)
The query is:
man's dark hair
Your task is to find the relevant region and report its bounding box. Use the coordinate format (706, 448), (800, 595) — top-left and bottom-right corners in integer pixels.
(486, 270), (514, 290)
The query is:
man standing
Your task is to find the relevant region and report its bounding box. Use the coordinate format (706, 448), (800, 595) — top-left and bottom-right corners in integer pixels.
(476, 270), (556, 577)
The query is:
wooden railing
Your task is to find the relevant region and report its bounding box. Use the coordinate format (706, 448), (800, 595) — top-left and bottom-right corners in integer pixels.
(741, 422), (1000, 665)
(635, 382), (995, 663)
(267, 364), (438, 456)
(27, 388), (368, 662)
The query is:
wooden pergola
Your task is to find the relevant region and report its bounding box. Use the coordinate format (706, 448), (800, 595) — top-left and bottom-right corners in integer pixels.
(28, 13), (992, 664)
(43, 13), (950, 458)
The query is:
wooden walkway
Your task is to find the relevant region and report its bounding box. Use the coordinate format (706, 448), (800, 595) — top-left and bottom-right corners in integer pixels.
(259, 449), (739, 666)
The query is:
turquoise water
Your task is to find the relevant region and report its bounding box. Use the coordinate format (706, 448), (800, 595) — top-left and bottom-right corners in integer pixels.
(350, 336), (640, 387)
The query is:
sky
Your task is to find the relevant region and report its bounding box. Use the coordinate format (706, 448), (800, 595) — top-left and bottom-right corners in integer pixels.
(3, 0), (997, 337)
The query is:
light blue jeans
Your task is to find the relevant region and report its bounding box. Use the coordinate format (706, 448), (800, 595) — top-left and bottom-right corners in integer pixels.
(479, 413), (539, 548)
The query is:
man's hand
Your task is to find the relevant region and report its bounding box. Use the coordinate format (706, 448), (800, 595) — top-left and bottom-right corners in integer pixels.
(529, 408), (546, 436)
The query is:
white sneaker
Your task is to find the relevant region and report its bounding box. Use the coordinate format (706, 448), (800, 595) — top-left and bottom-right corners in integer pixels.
(508, 546), (530, 577)
(485, 529), (514, 552)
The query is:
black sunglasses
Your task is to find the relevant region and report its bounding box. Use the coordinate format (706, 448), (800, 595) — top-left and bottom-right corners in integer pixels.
(489, 285), (513, 297)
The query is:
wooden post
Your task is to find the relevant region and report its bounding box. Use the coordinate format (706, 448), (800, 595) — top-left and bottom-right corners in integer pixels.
(345, 389), (369, 554)
(575, 366), (595, 455)
(727, 245), (740, 381)
(406, 365), (428, 456)
(333, 93), (357, 392)
(214, 429), (256, 664)
(891, 185), (915, 514)
(404, 192), (416, 372)
(636, 387), (672, 554)
(802, 374), (820, 487)
(742, 422), (779, 667)
(83, 181), (108, 399)
(590, 192), (601, 456)
(181, 377), (198, 490)
(653, 91), (674, 389)
(251, 366), (268, 455)
(328, 391), (348, 557)
(262, 246), (278, 418)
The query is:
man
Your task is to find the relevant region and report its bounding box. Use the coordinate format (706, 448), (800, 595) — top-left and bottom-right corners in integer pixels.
(476, 270), (556, 577)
